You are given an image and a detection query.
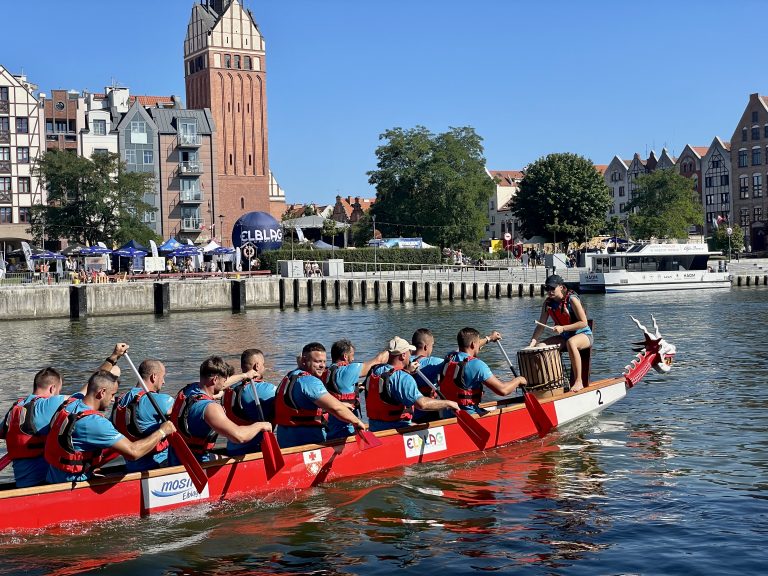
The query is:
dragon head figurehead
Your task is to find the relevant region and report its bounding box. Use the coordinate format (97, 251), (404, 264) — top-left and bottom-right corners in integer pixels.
(623, 315), (676, 387)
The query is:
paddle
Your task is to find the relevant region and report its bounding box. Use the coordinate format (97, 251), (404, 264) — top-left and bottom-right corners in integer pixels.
(123, 353), (208, 493)
(0, 452), (11, 472)
(414, 369), (490, 449)
(495, 341), (553, 438)
(247, 380), (285, 476)
(356, 427), (382, 450)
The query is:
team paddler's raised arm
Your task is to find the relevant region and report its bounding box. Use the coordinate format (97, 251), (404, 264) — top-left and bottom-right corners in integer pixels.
(477, 330), (502, 352)
(97, 343), (129, 375)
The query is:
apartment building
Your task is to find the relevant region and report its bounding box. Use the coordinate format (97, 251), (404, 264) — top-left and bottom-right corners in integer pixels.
(0, 65), (44, 247)
(485, 169), (522, 241)
(700, 137), (731, 236)
(41, 89), (85, 152)
(730, 93), (768, 251)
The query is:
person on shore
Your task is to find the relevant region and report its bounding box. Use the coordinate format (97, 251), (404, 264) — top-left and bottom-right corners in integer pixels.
(529, 274), (593, 391)
(110, 358), (174, 472)
(222, 348), (277, 456)
(321, 339), (388, 440)
(1, 344), (128, 487)
(365, 337), (459, 432)
(410, 328), (446, 423)
(45, 370), (177, 484)
(169, 356), (272, 464)
(274, 342), (367, 448)
(440, 328), (526, 413)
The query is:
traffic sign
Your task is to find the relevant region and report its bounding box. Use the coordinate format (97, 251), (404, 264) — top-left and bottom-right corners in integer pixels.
(503, 232), (512, 241)
(242, 244), (255, 258)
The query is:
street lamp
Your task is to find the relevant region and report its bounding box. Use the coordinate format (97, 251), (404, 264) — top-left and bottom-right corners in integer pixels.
(218, 214), (225, 245)
(372, 214), (377, 274)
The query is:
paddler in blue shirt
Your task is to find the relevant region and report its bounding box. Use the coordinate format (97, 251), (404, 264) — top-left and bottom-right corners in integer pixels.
(410, 328), (447, 423)
(365, 336), (459, 432)
(222, 348), (277, 456)
(322, 339), (389, 441)
(274, 342), (368, 448)
(1, 343), (128, 487)
(110, 358), (174, 472)
(440, 328), (525, 414)
(169, 356), (272, 464)
(45, 370), (177, 484)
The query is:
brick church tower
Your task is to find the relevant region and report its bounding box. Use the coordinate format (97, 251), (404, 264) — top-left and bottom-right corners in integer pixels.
(184, 0), (285, 244)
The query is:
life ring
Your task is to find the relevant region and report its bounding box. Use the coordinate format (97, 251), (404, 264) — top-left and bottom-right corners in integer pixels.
(242, 244), (255, 258)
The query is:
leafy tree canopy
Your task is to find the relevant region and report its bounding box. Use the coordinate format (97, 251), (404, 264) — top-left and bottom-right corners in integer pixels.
(30, 150), (159, 247)
(711, 223), (744, 255)
(625, 169), (703, 240)
(513, 153), (611, 245)
(29, 150), (159, 246)
(367, 126), (494, 248)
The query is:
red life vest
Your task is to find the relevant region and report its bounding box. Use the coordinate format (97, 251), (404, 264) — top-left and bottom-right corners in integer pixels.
(0, 396), (45, 459)
(321, 362), (360, 408)
(170, 387), (217, 455)
(110, 390), (169, 453)
(364, 365), (412, 422)
(439, 353), (482, 407)
(546, 290), (576, 326)
(274, 371), (325, 427)
(44, 402), (117, 475)
(222, 380), (263, 426)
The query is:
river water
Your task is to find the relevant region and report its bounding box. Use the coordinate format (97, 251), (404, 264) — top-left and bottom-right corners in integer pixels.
(0, 289), (765, 575)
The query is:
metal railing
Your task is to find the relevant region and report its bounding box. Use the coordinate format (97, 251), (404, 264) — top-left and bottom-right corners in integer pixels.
(177, 134), (202, 147)
(180, 188), (203, 202)
(178, 161), (202, 175)
(181, 217), (204, 231)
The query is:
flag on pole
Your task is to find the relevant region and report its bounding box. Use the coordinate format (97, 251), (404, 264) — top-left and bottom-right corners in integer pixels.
(713, 215), (726, 229)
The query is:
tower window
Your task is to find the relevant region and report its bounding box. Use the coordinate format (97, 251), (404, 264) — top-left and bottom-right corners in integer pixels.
(234, 55), (241, 69)
(244, 56), (251, 69)
(225, 54), (231, 68)
(241, 197), (245, 209)
(248, 154), (252, 166)
(229, 154), (233, 165)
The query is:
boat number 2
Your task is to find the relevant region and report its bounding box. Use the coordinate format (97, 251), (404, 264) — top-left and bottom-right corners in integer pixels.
(596, 389), (603, 405)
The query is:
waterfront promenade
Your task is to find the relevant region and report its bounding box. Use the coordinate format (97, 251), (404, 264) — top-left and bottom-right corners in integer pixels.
(0, 259), (765, 321)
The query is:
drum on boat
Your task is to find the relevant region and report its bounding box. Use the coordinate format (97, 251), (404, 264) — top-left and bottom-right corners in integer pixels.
(517, 345), (567, 398)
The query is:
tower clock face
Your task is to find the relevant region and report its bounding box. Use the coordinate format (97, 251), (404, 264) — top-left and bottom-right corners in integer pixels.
(55, 101), (65, 110)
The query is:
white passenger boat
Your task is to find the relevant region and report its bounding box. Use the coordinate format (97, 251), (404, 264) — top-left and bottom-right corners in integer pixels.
(579, 242), (731, 293)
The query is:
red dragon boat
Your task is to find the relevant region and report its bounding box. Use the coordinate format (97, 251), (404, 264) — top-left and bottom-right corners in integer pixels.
(0, 317), (675, 533)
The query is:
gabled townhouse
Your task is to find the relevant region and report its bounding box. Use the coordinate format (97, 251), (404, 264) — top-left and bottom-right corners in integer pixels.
(604, 156), (629, 218)
(700, 137), (731, 235)
(676, 144), (706, 234)
(0, 65), (44, 247)
(730, 93), (768, 251)
(485, 169), (522, 242)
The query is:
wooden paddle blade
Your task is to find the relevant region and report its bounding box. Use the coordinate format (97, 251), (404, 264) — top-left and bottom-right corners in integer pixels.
(524, 391), (554, 438)
(455, 410), (490, 449)
(0, 452), (11, 472)
(167, 432), (208, 493)
(356, 429), (382, 450)
(261, 431), (285, 478)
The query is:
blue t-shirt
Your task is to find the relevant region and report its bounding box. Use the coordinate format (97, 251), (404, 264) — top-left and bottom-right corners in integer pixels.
(412, 355), (444, 422)
(226, 380), (277, 456)
(367, 364), (423, 432)
(325, 362), (363, 440)
(444, 351), (494, 414)
(116, 387), (174, 472)
(169, 383), (217, 465)
(46, 398), (124, 484)
(275, 370), (329, 448)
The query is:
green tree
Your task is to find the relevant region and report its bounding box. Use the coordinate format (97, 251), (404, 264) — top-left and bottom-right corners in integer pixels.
(367, 126), (494, 248)
(513, 153), (611, 245)
(321, 218), (342, 249)
(711, 223), (744, 255)
(29, 150), (158, 246)
(625, 169), (703, 239)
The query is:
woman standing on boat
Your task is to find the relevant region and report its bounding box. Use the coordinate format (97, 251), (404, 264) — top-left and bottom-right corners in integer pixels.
(529, 274), (593, 391)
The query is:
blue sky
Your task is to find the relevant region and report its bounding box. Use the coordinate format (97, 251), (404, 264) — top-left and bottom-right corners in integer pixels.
(1, 0), (763, 205)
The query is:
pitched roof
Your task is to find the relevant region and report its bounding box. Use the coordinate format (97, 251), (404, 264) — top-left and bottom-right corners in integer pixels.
(594, 164), (608, 175)
(692, 146), (709, 157)
(148, 108), (214, 134)
(489, 170), (524, 186)
(92, 93), (176, 107)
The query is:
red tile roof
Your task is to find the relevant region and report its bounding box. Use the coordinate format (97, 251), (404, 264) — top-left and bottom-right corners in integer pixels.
(91, 93), (175, 106)
(594, 164), (608, 175)
(490, 170), (523, 186)
(692, 146), (709, 156)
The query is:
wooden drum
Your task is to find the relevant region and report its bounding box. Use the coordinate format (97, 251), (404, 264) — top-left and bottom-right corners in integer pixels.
(517, 345), (567, 398)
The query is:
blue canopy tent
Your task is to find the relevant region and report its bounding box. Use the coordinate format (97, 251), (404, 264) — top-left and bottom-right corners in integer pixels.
(113, 244), (148, 273)
(80, 245), (113, 256)
(158, 238), (182, 252)
(29, 250), (65, 261)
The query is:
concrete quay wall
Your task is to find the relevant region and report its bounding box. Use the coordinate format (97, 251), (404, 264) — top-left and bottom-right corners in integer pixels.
(0, 276), (762, 321)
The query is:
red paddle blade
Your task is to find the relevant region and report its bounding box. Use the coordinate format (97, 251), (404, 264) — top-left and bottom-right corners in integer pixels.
(524, 391), (554, 438)
(167, 432), (208, 493)
(261, 431), (285, 478)
(0, 452), (11, 472)
(455, 410), (490, 449)
(356, 429), (382, 450)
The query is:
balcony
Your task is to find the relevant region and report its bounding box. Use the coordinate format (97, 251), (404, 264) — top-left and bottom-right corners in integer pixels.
(180, 188), (203, 203)
(181, 217), (204, 231)
(177, 133), (202, 147)
(178, 161), (202, 176)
